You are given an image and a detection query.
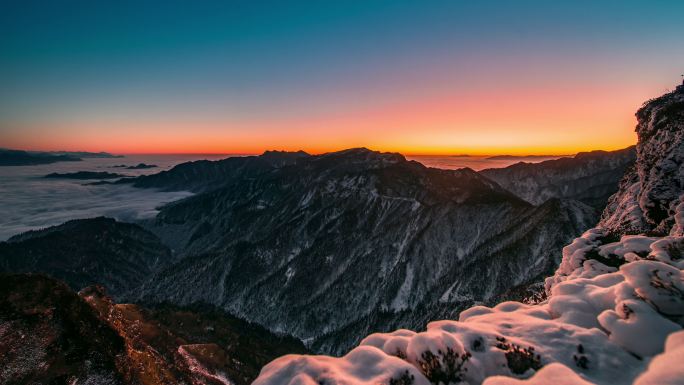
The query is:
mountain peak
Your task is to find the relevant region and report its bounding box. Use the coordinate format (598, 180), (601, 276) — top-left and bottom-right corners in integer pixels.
(260, 149), (310, 158)
(259, 150), (311, 167)
(317, 147), (407, 166)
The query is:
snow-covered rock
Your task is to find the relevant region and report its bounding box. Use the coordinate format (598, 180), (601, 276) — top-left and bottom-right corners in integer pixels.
(600, 89), (684, 235)
(633, 330), (684, 385)
(253, 346), (431, 385)
(482, 364), (594, 385)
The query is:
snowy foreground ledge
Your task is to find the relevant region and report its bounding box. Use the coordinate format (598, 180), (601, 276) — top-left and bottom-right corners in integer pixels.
(253, 227), (684, 385)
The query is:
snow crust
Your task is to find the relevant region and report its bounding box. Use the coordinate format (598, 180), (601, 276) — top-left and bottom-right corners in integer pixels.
(481, 364), (594, 385)
(253, 346), (431, 385)
(633, 330), (684, 385)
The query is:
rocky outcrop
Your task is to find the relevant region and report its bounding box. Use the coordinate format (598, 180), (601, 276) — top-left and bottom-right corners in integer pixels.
(0, 274), (129, 385)
(0, 273), (308, 385)
(600, 89), (684, 235)
(480, 147), (636, 209)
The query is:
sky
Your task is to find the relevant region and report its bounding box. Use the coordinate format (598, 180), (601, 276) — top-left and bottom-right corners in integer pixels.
(1, 0), (683, 155)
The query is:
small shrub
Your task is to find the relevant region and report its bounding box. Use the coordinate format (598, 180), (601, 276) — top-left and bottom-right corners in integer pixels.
(621, 303), (635, 319)
(573, 344), (589, 369)
(664, 240), (684, 260)
(650, 270), (684, 299)
(584, 248), (625, 268)
(495, 337), (543, 375)
(595, 233), (621, 245)
(417, 347), (471, 385)
(470, 337), (485, 353)
(389, 370), (415, 385)
(524, 288), (548, 305)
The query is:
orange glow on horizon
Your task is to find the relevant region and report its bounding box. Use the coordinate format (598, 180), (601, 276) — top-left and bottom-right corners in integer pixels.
(2, 83), (644, 157)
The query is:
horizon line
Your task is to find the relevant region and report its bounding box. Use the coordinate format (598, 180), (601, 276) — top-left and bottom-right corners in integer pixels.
(6, 147), (604, 158)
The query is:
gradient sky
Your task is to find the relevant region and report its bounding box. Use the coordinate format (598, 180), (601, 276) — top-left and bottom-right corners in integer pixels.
(1, 1), (683, 155)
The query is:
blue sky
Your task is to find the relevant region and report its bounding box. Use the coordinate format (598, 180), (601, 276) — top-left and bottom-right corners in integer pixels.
(1, 1), (683, 153)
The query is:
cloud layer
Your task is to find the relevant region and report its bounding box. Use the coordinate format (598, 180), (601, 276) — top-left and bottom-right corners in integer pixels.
(0, 156), (199, 240)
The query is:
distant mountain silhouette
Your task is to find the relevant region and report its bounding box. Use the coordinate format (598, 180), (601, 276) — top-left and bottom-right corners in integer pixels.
(0, 148), (81, 166)
(44, 171), (130, 179)
(0, 149), (123, 166)
(112, 162), (158, 169)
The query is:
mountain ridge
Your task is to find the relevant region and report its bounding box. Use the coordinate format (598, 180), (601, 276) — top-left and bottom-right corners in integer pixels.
(480, 146), (636, 208)
(131, 146), (601, 353)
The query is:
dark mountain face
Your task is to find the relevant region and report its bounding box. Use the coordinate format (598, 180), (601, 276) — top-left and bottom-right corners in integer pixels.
(0, 145), (630, 361)
(127, 150), (310, 193)
(480, 146), (636, 209)
(44, 171), (129, 179)
(0, 274), (308, 385)
(309, 197), (595, 354)
(0, 217), (171, 298)
(0, 148), (82, 166)
(141, 148), (528, 253)
(130, 148), (598, 353)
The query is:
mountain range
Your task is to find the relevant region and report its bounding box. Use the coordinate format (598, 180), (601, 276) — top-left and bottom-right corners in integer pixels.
(0, 144), (636, 357)
(481, 147), (636, 208)
(130, 147), (619, 354)
(0, 148), (123, 166)
(4, 88), (676, 383)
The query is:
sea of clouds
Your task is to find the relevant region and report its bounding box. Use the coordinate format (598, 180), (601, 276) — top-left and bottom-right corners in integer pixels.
(0, 154), (227, 240)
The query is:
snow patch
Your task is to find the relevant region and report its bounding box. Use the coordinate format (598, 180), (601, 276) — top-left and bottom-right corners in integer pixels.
(178, 345), (233, 385)
(391, 264), (414, 311)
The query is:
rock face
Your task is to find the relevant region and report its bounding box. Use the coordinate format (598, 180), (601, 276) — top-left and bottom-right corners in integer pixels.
(0, 274), (128, 385)
(0, 273), (308, 385)
(0, 217), (172, 298)
(133, 148), (598, 353)
(480, 147), (636, 209)
(251, 88), (684, 385)
(600, 89), (684, 236)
